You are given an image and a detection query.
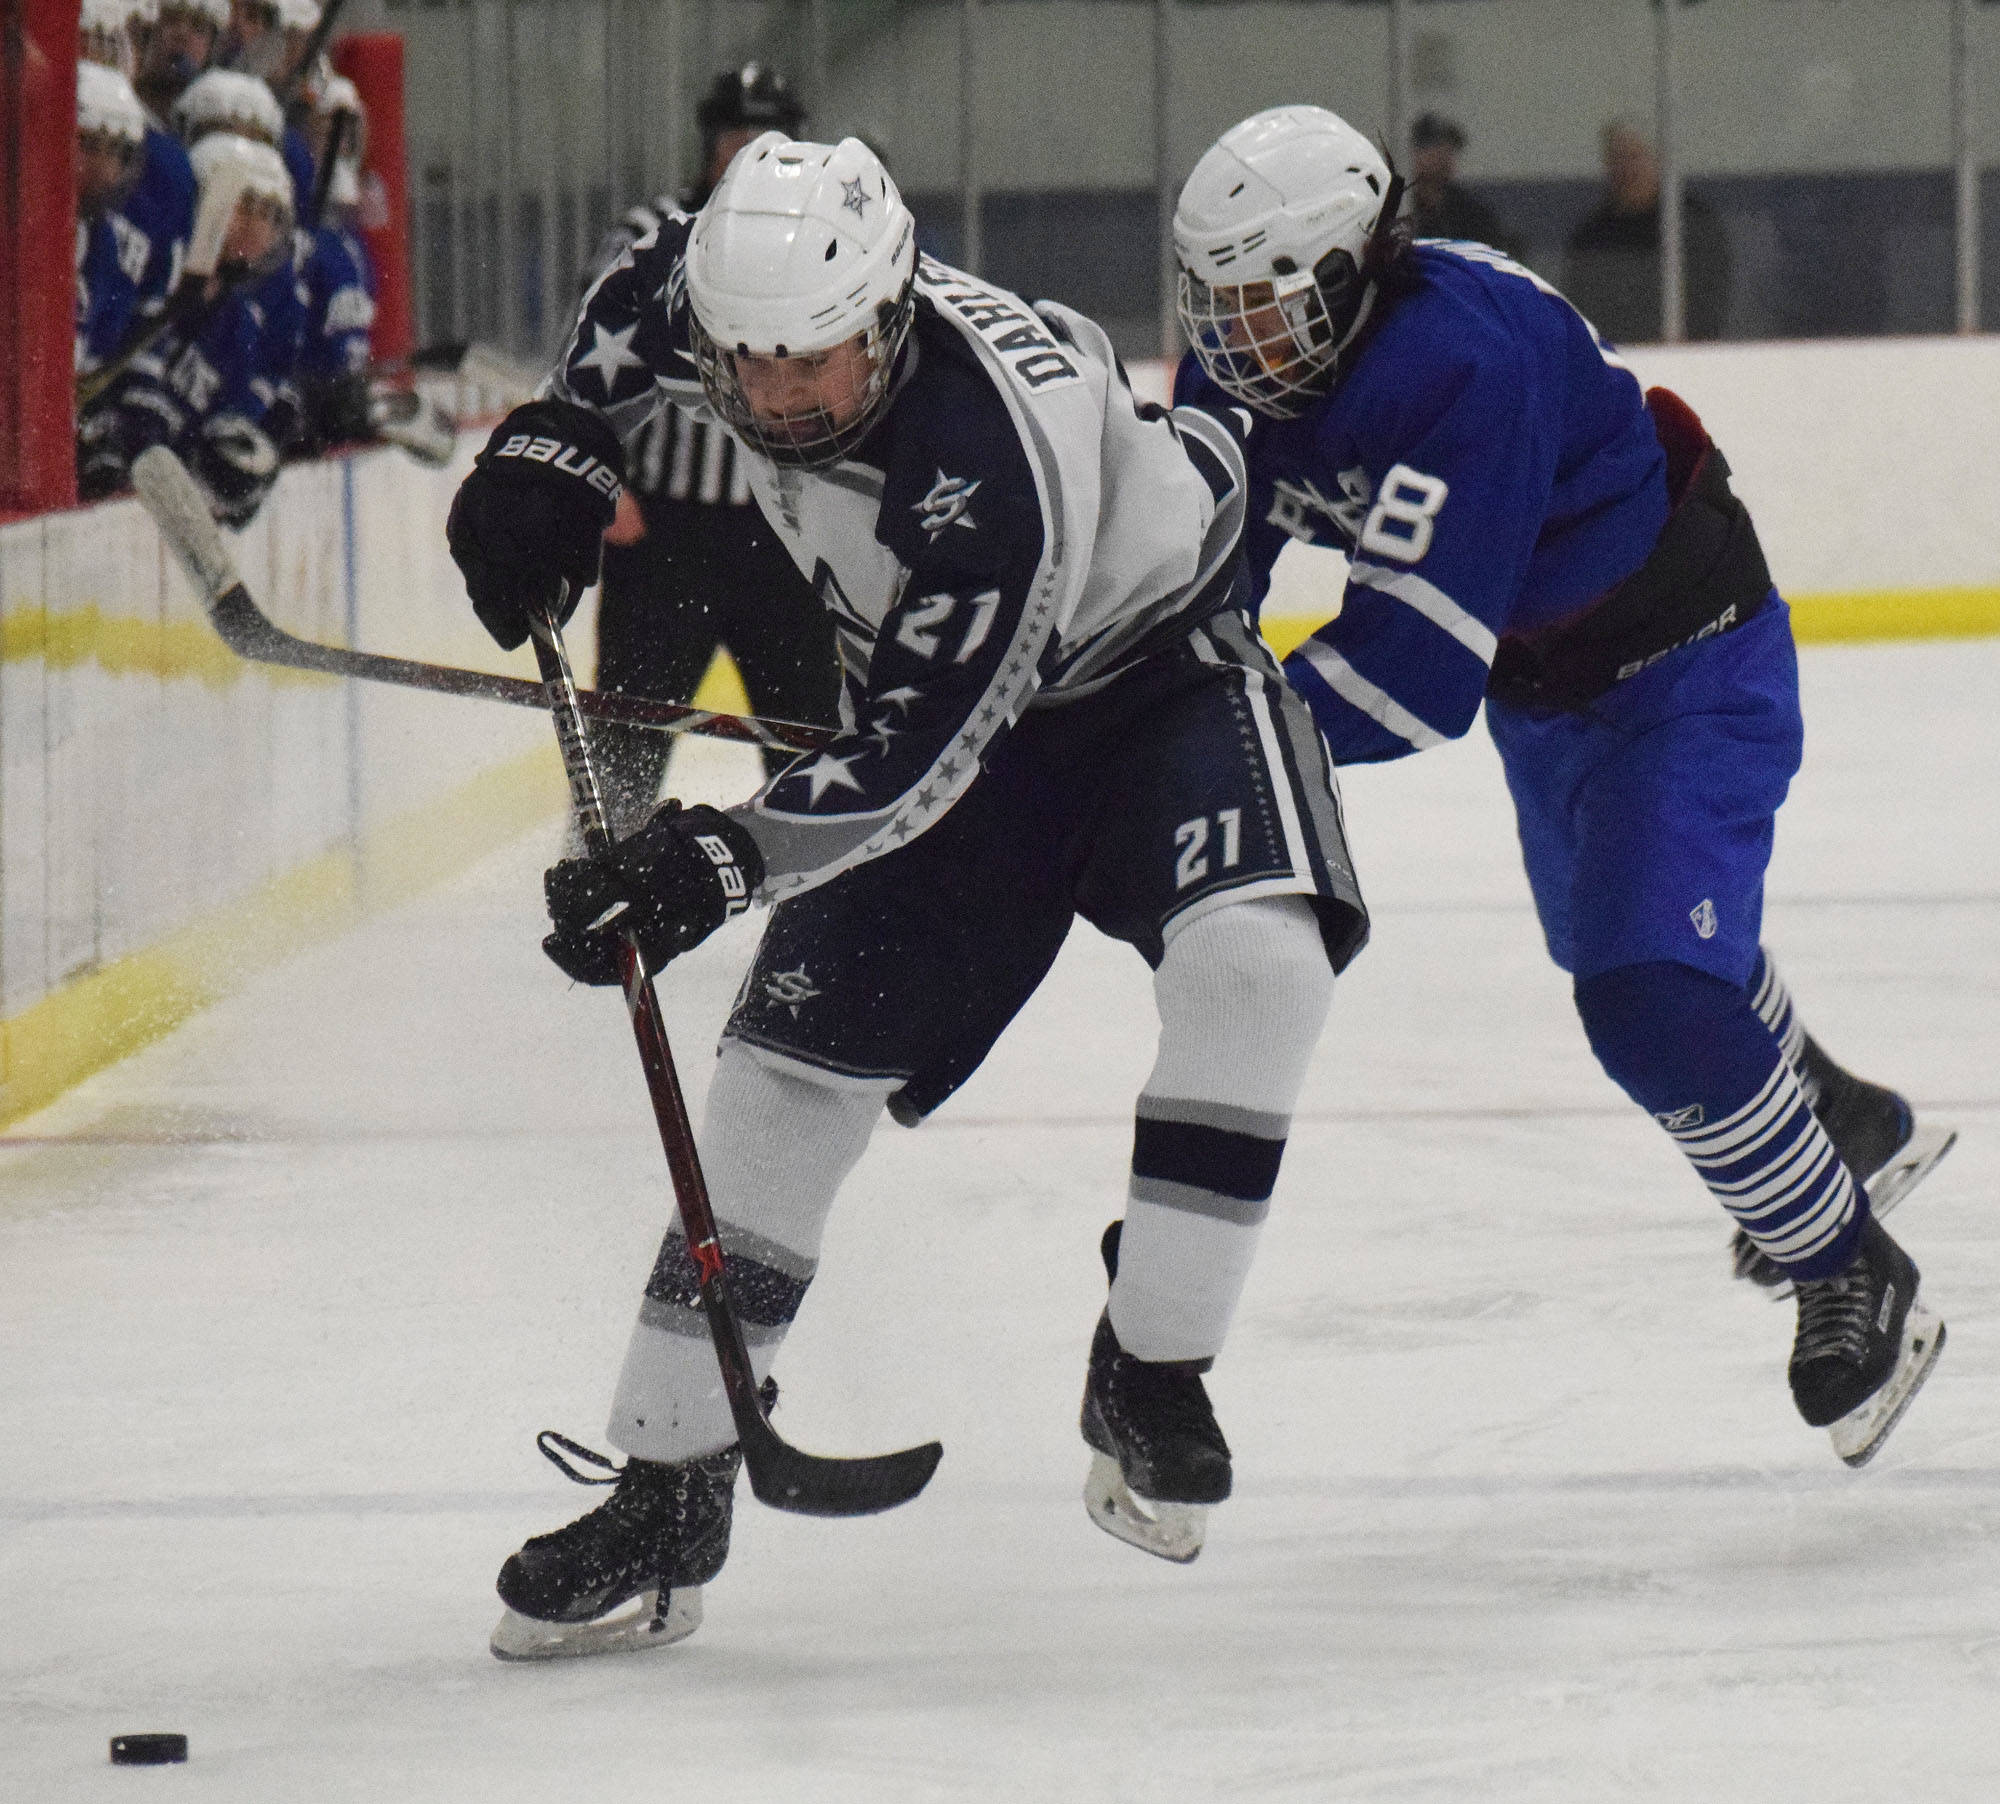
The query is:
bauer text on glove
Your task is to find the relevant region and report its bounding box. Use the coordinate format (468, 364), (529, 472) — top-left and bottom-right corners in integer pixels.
(542, 802), (764, 984)
(446, 398), (625, 650)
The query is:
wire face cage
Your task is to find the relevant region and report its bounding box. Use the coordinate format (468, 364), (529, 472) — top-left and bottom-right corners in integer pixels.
(1177, 268), (1342, 419)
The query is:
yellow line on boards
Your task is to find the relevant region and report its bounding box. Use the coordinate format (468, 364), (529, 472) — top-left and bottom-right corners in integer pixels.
(0, 604), (330, 688)
(0, 745), (568, 1130)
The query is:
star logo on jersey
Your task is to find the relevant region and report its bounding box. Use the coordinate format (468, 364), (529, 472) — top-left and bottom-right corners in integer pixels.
(841, 176), (870, 219)
(876, 685), (923, 714)
(914, 470), (979, 537)
(797, 751), (866, 804)
(763, 965), (821, 1017)
(574, 321), (645, 395)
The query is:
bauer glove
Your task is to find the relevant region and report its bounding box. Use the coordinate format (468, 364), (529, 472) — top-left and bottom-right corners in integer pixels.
(446, 398), (625, 650)
(542, 801), (764, 984)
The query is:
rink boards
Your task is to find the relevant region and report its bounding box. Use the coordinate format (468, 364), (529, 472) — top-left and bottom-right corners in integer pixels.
(4, 331), (1999, 1126)
(0, 445), (562, 1125)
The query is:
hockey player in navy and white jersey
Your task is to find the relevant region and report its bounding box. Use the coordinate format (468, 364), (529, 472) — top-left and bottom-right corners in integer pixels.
(1172, 105), (1950, 1467)
(580, 63), (839, 826)
(446, 134), (1369, 1656)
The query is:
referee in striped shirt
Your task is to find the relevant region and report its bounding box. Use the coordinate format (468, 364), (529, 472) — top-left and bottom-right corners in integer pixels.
(586, 64), (841, 830)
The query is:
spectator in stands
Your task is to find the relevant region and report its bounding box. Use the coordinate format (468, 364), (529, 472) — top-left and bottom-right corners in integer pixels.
(1406, 112), (1521, 261)
(1564, 121), (1732, 343)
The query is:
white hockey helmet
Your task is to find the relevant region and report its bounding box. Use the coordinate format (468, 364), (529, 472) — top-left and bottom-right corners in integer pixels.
(174, 68), (283, 146)
(78, 60), (148, 145)
(686, 132), (917, 467)
(187, 129), (293, 277)
(1174, 104), (1400, 417)
(79, 0), (138, 71)
(277, 0), (321, 29)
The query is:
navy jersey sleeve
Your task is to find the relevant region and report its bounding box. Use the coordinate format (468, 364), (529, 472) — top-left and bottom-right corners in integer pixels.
(544, 215), (703, 438)
(1281, 333), (1555, 764)
(739, 359), (1049, 893)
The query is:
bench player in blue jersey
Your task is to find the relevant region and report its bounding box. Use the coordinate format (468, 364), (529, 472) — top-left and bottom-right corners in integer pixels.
(1172, 105), (1951, 1468)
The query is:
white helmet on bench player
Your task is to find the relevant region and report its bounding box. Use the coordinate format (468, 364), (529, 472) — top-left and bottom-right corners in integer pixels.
(1175, 104), (1399, 418)
(686, 133), (917, 468)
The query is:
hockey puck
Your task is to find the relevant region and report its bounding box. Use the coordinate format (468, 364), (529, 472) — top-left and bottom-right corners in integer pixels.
(109, 1733), (188, 1765)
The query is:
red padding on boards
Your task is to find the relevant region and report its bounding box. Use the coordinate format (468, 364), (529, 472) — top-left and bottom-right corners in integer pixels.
(332, 33), (413, 364)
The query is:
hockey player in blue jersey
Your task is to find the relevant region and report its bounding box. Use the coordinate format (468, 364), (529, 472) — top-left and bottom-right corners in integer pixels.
(75, 64), (152, 380)
(1173, 105), (1950, 1468)
(446, 134), (1369, 1655)
(79, 131), (300, 524)
(80, 0), (196, 356)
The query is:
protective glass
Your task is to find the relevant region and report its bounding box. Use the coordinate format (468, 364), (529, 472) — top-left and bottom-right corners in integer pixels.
(1177, 269), (1342, 420)
(691, 296), (913, 470)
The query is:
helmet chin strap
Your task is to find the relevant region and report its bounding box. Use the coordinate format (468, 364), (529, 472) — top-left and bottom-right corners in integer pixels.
(1323, 164), (1409, 387)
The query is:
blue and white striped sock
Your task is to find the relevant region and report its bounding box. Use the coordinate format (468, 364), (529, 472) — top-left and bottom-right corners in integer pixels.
(1576, 960), (1864, 1281)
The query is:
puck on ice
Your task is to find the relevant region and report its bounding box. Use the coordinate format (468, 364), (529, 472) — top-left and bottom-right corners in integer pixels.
(109, 1733), (188, 1765)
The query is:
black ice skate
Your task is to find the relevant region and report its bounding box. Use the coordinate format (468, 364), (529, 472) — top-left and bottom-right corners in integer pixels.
(1732, 1034), (1957, 1294)
(490, 1431), (741, 1660)
(1788, 1215), (1946, 1468)
(1079, 1224), (1232, 1564)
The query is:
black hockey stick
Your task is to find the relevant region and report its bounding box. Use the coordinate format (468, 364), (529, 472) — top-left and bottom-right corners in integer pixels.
(128, 446), (832, 756)
(527, 595), (942, 1517)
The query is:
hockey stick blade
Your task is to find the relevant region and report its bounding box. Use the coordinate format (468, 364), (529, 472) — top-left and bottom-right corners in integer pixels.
(738, 1404), (943, 1517)
(129, 446), (831, 755)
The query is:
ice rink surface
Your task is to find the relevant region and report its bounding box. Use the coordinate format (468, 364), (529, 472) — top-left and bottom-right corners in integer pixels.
(5, 638), (1998, 1802)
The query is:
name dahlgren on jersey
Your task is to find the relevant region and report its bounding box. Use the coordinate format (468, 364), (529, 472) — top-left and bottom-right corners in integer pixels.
(923, 262), (1082, 392)
(491, 433), (624, 501)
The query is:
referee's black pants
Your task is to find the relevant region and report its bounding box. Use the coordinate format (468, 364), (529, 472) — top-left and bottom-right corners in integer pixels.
(594, 493), (841, 832)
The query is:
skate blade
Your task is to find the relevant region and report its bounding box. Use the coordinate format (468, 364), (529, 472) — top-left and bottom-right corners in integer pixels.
(1751, 1126), (1960, 1302)
(490, 1585), (702, 1661)
(1866, 1125), (1958, 1218)
(1830, 1308), (1946, 1469)
(1083, 1452), (1208, 1564)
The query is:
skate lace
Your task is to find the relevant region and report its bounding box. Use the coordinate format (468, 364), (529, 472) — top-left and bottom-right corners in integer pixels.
(536, 1430), (623, 1487)
(1793, 1267), (1874, 1365)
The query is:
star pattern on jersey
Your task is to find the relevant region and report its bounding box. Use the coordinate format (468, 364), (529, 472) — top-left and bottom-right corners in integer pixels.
(841, 176), (870, 219)
(574, 321), (645, 395)
(867, 714), (902, 755)
(876, 685), (923, 714)
(797, 751), (866, 804)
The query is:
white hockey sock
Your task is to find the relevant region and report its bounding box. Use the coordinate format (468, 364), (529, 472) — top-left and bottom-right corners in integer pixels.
(1109, 895), (1333, 1364)
(608, 1043), (886, 1463)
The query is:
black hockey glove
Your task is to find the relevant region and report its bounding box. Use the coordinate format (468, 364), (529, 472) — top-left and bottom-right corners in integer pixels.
(190, 413), (281, 529)
(542, 801), (764, 985)
(446, 399), (625, 651)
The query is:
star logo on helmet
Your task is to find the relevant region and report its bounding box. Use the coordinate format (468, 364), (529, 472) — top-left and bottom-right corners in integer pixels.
(841, 175), (870, 219)
(573, 321), (645, 395)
